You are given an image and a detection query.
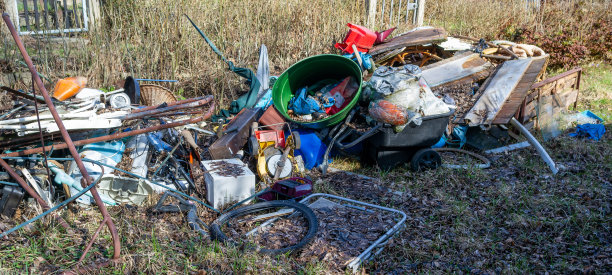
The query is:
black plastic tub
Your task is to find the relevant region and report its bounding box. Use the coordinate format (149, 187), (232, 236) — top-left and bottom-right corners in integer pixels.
(362, 109), (454, 170)
(367, 109), (454, 149)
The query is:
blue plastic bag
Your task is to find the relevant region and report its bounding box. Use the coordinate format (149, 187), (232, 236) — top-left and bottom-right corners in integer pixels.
(569, 124), (605, 141)
(288, 87), (325, 115)
(343, 52), (373, 70)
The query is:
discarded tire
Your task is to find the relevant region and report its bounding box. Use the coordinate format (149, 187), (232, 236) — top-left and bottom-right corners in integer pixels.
(210, 200), (318, 255)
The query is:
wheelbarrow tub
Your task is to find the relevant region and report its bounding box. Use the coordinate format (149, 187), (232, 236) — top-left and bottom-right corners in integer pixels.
(367, 109), (454, 149)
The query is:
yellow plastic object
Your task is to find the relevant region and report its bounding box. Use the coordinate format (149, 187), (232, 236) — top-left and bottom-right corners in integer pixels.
(52, 76), (87, 101)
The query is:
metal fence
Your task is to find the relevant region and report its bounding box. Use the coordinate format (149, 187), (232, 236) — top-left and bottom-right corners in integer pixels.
(366, 0), (425, 29)
(15, 0), (89, 35)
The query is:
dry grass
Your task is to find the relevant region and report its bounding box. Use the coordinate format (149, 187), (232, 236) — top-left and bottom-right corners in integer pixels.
(2, 0), (610, 106)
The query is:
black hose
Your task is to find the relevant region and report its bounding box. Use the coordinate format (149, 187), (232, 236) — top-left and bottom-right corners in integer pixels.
(210, 200), (318, 255)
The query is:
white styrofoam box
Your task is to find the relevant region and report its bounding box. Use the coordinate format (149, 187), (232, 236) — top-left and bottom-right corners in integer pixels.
(201, 158), (255, 209)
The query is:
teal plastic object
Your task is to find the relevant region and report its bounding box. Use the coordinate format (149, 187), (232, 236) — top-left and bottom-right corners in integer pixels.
(48, 164), (116, 205)
(272, 54), (363, 129)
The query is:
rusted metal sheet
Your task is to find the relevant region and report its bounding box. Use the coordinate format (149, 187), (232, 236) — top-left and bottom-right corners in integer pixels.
(369, 28), (447, 56)
(209, 107), (261, 159)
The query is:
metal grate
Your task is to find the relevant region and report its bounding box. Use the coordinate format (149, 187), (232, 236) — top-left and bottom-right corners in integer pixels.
(15, 0), (88, 35)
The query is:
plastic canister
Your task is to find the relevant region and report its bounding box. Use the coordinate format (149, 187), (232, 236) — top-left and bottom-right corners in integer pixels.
(293, 129), (328, 170)
(334, 23), (377, 54)
(53, 76), (87, 101)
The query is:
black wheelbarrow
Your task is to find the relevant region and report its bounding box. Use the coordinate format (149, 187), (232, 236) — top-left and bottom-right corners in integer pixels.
(329, 109), (454, 171)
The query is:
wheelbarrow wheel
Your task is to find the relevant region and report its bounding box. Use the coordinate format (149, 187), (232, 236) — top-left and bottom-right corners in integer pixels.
(291, 132), (301, 150)
(248, 136), (259, 156)
(410, 148), (441, 171)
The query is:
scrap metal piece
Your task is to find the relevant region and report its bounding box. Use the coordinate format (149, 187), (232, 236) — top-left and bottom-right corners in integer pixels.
(0, 185), (24, 217)
(209, 108), (261, 159)
(299, 193), (407, 273)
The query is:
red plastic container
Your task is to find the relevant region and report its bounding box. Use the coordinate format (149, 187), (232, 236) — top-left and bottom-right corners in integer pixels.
(255, 129), (286, 148)
(258, 106), (285, 131)
(334, 23), (377, 54)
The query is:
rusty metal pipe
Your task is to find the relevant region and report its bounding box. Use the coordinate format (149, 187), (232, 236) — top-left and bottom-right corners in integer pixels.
(122, 96), (212, 120)
(1, 102), (215, 158)
(132, 96), (206, 113)
(78, 216), (108, 263)
(0, 86), (47, 104)
(3, 13), (120, 260)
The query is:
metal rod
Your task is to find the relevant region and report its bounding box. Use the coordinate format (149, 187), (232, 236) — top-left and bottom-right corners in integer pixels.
(3, 12), (120, 261)
(122, 97), (212, 120)
(132, 96), (206, 113)
(72, 0), (79, 27)
(78, 216), (108, 263)
(24, 0), (31, 31)
(63, 0), (68, 28)
(135, 79), (178, 82)
(31, 82), (54, 199)
(33, 0), (40, 30)
(43, 0), (49, 30)
(1, 102), (215, 158)
(52, 0), (59, 29)
(0, 86), (47, 104)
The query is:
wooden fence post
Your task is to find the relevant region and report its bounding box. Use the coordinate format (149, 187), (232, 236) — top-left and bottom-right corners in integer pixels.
(366, 0), (377, 28)
(416, 0), (425, 26)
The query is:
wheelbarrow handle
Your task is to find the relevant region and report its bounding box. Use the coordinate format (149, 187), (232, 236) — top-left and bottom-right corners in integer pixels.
(334, 124), (382, 150)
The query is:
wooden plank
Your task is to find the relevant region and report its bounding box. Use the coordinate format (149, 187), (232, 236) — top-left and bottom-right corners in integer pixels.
(523, 101), (537, 121)
(559, 89), (579, 109)
(492, 55), (549, 124)
(530, 67), (582, 89)
(369, 27), (447, 55)
(421, 52), (492, 87)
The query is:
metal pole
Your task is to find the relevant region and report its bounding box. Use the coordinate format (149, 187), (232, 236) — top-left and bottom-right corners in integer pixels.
(2, 12), (120, 261)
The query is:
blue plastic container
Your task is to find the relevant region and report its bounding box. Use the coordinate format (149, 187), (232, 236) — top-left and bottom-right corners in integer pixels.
(294, 129), (328, 170)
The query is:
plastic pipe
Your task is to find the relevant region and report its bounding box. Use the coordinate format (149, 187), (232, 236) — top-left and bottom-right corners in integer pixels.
(510, 118), (558, 174)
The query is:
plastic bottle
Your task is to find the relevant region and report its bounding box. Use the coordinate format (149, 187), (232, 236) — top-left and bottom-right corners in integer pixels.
(53, 76), (87, 101)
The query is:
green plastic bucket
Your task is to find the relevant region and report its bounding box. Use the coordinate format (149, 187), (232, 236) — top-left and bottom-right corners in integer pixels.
(272, 54), (362, 129)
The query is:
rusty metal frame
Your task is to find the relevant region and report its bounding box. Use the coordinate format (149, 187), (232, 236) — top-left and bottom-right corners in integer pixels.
(2, 12), (216, 270)
(1, 100), (215, 158)
(2, 13), (116, 270)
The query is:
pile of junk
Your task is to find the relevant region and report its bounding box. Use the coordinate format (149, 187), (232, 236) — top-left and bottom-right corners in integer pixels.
(0, 13), (606, 273)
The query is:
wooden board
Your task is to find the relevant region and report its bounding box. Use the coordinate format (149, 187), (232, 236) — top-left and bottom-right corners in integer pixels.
(518, 67), (582, 127)
(421, 52), (492, 88)
(369, 28), (447, 56)
(492, 55), (549, 124)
